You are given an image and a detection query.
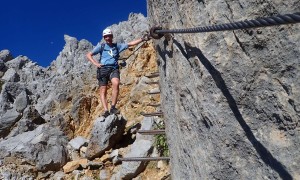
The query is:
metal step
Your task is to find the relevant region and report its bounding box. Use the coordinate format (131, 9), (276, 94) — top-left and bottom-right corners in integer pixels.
(140, 112), (163, 117)
(145, 72), (159, 78)
(147, 103), (161, 107)
(145, 81), (159, 85)
(138, 129), (165, 135)
(118, 157), (170, 161)
(147, 91), (160, 95)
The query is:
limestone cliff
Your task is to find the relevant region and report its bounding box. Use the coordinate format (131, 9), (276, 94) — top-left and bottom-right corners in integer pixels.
(148, 0), (300, 179)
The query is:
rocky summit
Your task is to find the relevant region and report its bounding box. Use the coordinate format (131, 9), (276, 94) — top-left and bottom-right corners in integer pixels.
(1, 1), (300, 179)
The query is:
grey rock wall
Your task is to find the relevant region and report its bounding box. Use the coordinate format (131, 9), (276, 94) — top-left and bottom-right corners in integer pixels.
(148, 0), (300, 179)
(0, 124), (68, 172)
(86, 115), (126, 160)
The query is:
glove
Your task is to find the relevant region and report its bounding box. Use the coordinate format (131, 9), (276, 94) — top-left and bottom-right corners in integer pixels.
(141, 34), (151, 41)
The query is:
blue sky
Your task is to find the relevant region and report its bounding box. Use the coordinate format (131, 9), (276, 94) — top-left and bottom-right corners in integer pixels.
(0, 0), (147, 67)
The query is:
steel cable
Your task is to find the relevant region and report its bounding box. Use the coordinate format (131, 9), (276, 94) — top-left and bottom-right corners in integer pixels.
(150, 12), (300, 38)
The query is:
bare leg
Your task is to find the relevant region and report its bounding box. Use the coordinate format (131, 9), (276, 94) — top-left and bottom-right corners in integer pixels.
(111, 77), (120, 107)
(99, 85), (108, 111)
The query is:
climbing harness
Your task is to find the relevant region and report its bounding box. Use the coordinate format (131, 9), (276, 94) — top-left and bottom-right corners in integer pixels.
(150, 12), (300, 39)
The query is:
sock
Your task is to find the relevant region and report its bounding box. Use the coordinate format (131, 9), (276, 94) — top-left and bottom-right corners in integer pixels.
(111, 105), (116, 109)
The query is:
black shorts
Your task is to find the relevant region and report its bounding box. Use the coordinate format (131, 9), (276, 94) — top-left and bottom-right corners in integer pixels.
(97, 67), (120, 86)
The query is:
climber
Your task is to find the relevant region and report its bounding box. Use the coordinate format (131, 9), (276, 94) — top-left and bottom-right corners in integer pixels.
(86, 28), (151, 117)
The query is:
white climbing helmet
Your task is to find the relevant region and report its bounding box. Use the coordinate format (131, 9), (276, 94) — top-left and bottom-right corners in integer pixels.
(103, 28), (113, 36)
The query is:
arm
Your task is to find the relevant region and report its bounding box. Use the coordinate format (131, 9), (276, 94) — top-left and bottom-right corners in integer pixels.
(128, 34), (151, 47)
(127, 38), (143, 47)
(86, 52), (102, 68)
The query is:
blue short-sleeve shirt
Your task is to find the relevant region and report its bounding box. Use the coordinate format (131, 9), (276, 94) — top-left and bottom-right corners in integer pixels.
(91, 43), (128, 69)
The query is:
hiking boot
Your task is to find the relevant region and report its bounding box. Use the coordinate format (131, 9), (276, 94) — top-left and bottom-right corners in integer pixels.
(110, 107), (120, 115)
(102, 111), (110, 118)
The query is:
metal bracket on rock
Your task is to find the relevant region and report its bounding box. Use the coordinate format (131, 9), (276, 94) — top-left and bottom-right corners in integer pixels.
(150, 26), (164, 39)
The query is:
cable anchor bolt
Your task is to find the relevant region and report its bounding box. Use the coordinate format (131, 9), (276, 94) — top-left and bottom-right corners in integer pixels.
(150, 26), (164, 39)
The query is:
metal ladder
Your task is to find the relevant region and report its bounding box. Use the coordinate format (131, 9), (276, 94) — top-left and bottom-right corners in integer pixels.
(119, 71), (170, 162)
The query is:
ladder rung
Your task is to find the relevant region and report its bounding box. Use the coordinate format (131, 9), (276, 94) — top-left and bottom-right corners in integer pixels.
(147, 103), (161, 107)
(118, 157), (170, 161)
(138, 129), (165, 135)
(147, 91), (160, 95)
(145, 81), (159, 85)
(145, 72), (159, 78)
(140, 112), (163, 117)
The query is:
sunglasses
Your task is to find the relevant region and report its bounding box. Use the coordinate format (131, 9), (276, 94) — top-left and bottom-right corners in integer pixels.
(104, 35), (113, 38)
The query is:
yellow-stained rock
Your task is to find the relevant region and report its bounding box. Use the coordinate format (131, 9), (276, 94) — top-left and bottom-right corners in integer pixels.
(100, 153), (111, 162)
(63, 159), (88, 173)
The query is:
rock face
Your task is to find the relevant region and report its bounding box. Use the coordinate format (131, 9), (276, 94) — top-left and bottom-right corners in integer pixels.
(113, 117), (155, 180)
(86, 115), (126, 159)
(148, 0), (300, 179)
(0, 124), (68, 172)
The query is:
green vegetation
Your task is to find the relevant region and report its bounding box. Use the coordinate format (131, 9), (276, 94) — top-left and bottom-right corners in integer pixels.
(154, 121), (169, 157)
(0, 80), (4, 92)
(154, 134), (169, 157)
